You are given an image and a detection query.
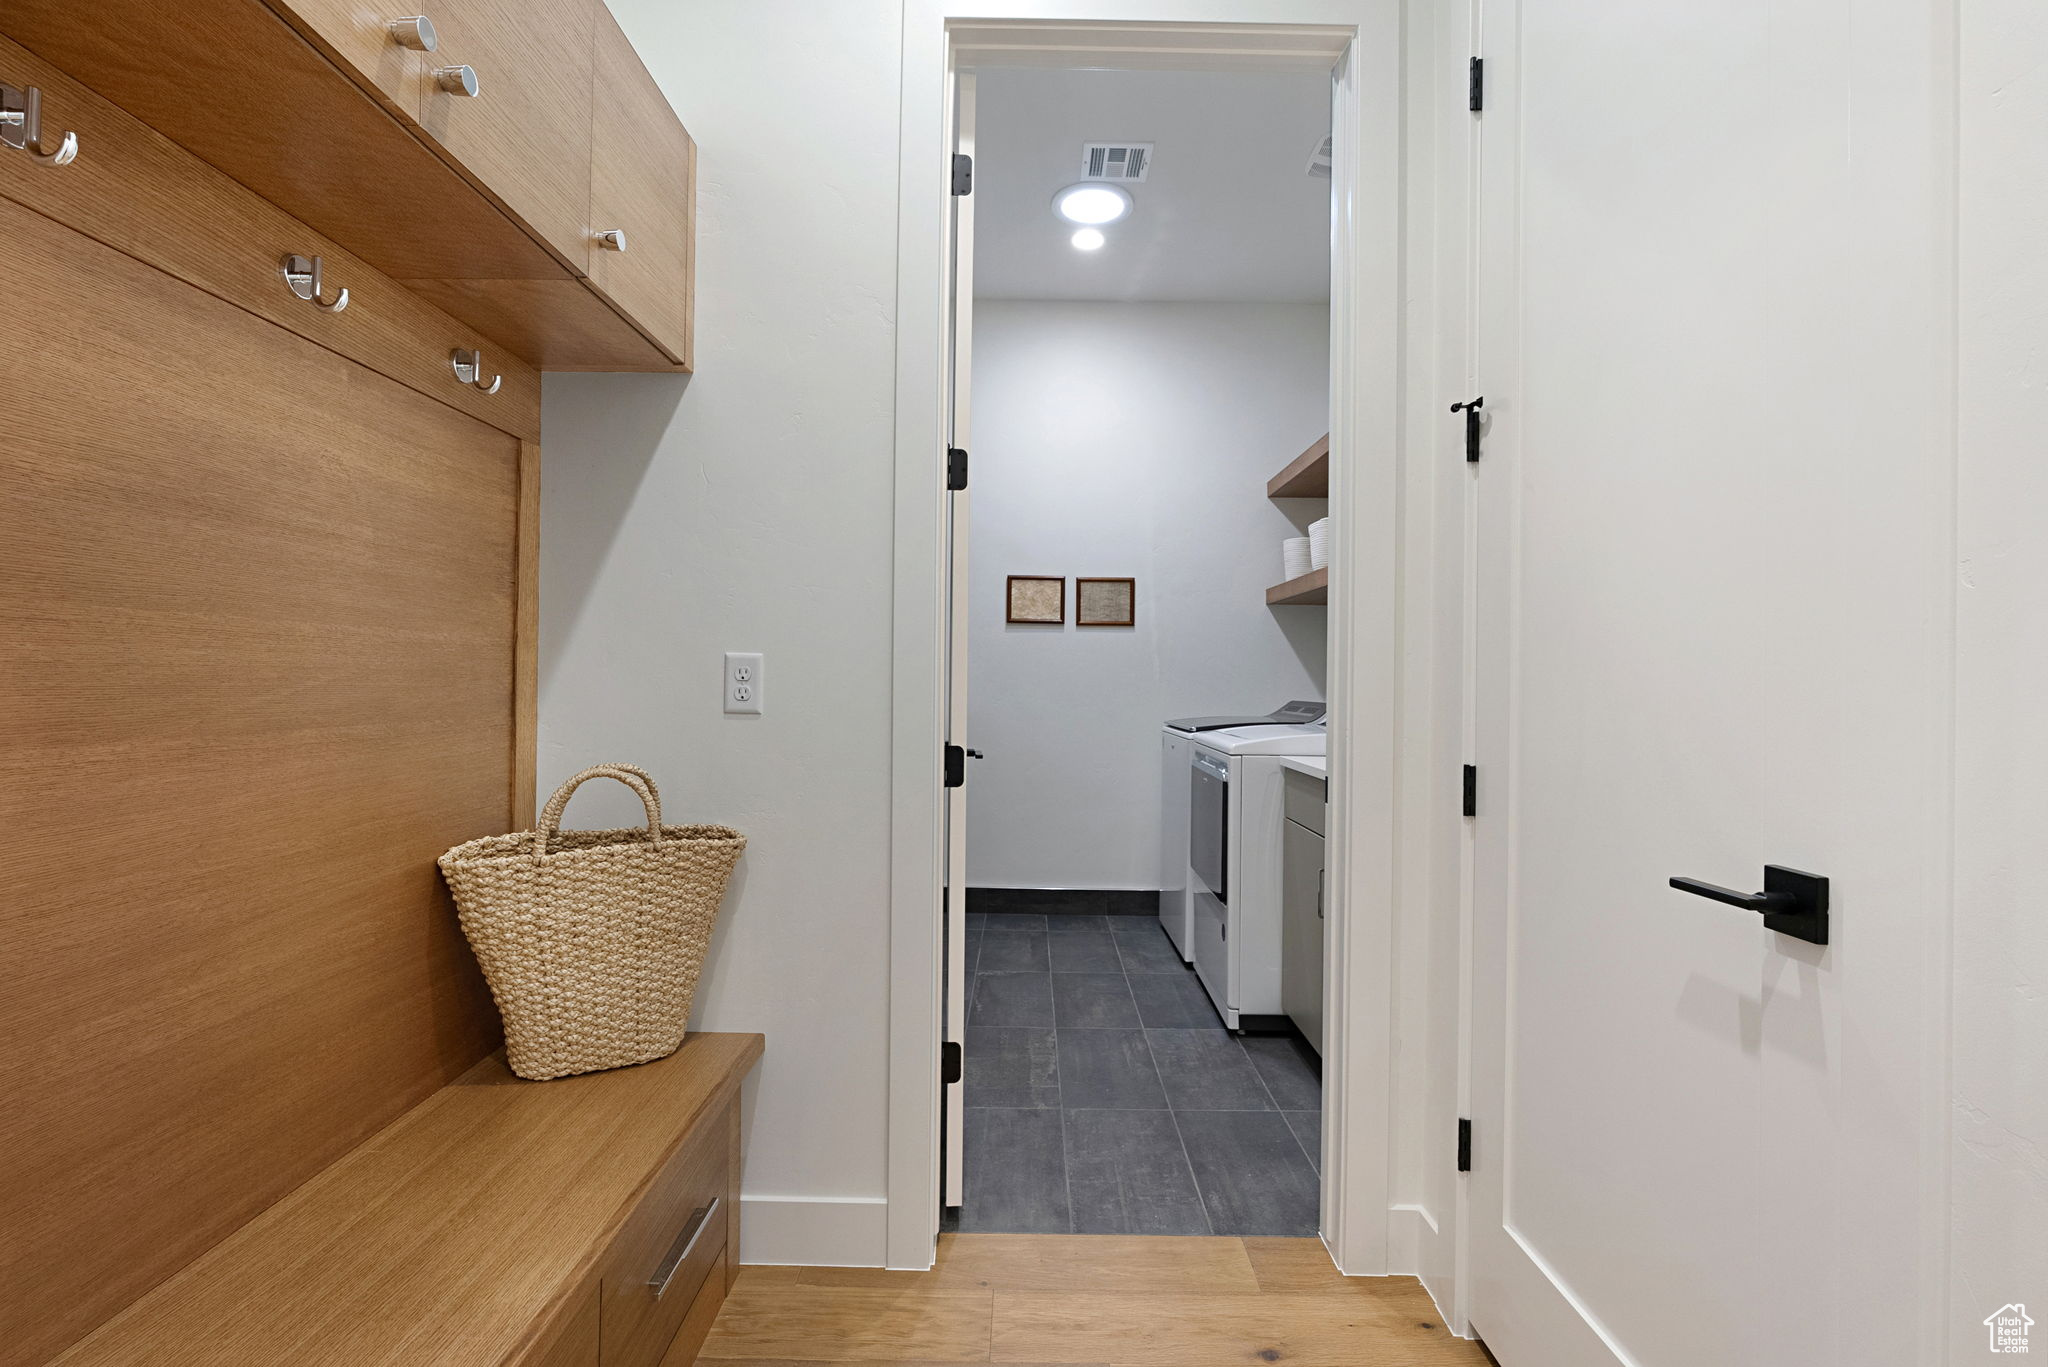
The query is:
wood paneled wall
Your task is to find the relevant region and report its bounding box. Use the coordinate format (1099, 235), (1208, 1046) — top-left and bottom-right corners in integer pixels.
(0, 188), (518, 1365)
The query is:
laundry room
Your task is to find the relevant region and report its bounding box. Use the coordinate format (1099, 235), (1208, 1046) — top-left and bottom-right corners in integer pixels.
(950, 62), (1336, 1236)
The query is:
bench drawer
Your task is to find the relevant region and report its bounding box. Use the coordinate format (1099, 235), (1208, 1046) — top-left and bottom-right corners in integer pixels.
(654, 1252), (727, 1367)
(600, 1102), (730, 1367)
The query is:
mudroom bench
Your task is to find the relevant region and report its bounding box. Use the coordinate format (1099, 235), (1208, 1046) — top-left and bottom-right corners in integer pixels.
(52, 1034), (763, 1367)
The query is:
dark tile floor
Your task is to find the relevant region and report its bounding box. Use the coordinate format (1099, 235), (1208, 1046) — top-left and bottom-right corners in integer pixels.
(953, 910), (1322, 1237)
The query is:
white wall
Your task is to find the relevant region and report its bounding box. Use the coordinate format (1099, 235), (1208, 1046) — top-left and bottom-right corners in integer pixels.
(965, 301), (1329, 890)
(545, 0), (1467, 1277)
(1953, 0), (2048, 1347)
(538, 0), (904, 1266)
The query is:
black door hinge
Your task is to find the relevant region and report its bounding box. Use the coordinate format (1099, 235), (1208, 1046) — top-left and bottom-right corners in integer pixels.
(942, 1040), (963, 1085)
(1451, 396), (1485, 461)
(946, 447), (969, 491)
(1458, 1118), (1473, 1172)
(1468, 57), (1484, 112)
(1462, 764), (1478, 818)
(951, 153), (973, 196)
(944, 743), (965, 788)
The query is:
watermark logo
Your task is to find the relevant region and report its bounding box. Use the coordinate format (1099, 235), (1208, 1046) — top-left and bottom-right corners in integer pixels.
(1985, 1304), (2034, 1354)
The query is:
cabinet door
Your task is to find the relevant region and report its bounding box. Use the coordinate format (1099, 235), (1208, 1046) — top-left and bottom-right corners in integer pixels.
(414, 0), (596, 272)
(586, 2), (694, 367)
(1281, 820), (1325, 1052)
(271, 0), (427, 115)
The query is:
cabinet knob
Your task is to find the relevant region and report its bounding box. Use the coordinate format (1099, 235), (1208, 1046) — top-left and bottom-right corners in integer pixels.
(389, 15), (438, 51)
(594, 228), (628, 252)
(432, 64), (480, 97)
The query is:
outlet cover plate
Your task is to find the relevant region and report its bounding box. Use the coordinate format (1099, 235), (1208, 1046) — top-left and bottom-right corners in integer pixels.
(724, 652), (763, 715)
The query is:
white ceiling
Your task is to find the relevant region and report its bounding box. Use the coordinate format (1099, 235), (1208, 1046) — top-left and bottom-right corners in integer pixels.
(971, 66), (1333, 303)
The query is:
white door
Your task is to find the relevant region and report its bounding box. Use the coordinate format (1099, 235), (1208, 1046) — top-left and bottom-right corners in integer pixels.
(1468, 4), (1952, 1365)
(941, 71), (976, 1211)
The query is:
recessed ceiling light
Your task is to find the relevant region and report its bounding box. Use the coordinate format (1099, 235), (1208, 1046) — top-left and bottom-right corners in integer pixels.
(1071, 228), (1105, 251)
(1053, 182), (1132, 226)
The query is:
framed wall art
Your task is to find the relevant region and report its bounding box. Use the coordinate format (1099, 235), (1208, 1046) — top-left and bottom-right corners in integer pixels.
(1075, 577), (1136, 627)
(1005, 575), (1065, 624)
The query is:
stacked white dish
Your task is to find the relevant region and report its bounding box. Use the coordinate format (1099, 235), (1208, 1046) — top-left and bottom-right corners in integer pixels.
(1282, 537), (1311, 581)
(1308, 517), (1331, 570)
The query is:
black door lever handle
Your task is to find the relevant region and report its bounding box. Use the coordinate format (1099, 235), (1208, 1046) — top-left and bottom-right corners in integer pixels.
(1668, 878), (1793, 912)
(1669, 865), (1829, 945)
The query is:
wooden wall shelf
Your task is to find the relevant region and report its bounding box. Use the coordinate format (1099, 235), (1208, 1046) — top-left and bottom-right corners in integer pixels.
(1267, 434), (1331, 499)
(1267, 566), (1329, 607)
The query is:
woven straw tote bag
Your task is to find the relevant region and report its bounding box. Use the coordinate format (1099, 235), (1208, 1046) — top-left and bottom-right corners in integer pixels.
(438, 763), (746, 1080)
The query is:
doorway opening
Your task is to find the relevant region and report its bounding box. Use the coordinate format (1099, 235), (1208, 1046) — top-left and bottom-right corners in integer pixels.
(889, 8), (1408, 1279)
(947, 61), (1336, 1236)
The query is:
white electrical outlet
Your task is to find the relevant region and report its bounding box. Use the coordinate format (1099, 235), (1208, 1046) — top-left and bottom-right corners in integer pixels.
(723, 652), (763, 715)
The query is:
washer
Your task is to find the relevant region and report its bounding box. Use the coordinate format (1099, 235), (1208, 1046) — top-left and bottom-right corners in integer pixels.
(1186, 721), (1328, 1030)
(1159, 701), (1322, 960)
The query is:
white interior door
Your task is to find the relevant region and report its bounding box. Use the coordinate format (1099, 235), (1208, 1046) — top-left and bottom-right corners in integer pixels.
(1468, 3), (1952, 1364)
(941, 70), (976, 1211)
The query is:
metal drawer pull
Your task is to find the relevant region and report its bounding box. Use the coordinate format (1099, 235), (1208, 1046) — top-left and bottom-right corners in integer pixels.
(594, 228), (628, 252)
(647, 1196), (720, 1297)
(450, 348), (501, 394)
(279, 254), (348, 312)
(1, 83), (78, 166)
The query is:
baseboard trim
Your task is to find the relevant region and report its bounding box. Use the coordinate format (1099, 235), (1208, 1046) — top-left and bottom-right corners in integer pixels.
(738, 1194), (889, 1267)
(1385, 1202), (1436, 1277)
(1390, 1199), (1440, 1236)
(967, 887), (1160, 917)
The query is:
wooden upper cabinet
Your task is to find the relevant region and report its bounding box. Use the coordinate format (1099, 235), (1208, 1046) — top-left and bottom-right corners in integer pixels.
(587, 4), (694, 367)
(413, 0), (597, 274)
(0, 0), (690, 371)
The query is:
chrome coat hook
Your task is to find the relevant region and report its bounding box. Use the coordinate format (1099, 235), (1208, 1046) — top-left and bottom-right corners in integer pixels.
(279, 254), (348, 312)
(450, 348), (502, 395)
(1, 83), (79, 165)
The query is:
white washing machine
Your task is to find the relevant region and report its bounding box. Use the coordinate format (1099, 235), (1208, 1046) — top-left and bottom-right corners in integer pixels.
(1159, 701), (1322, 962)
(1187, 721), (1328, 1030)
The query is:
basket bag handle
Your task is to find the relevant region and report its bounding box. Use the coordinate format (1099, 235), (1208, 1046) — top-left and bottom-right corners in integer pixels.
(535, 764), (665, 861)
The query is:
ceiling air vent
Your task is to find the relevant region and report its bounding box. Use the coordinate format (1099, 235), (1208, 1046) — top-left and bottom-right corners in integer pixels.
(1306, 134), (1334, 179)
(1081, 142), (1152, 182)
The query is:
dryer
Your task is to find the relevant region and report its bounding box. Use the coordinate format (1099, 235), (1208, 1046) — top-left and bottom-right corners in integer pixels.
(1187, 722), (1328, 1030)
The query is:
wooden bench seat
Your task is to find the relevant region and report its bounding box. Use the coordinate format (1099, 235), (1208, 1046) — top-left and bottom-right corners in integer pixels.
(53, 1033), (763, 1367)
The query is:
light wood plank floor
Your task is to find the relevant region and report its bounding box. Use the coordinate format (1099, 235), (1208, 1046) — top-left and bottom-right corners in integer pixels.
(699, 1234), (1493, 1366)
